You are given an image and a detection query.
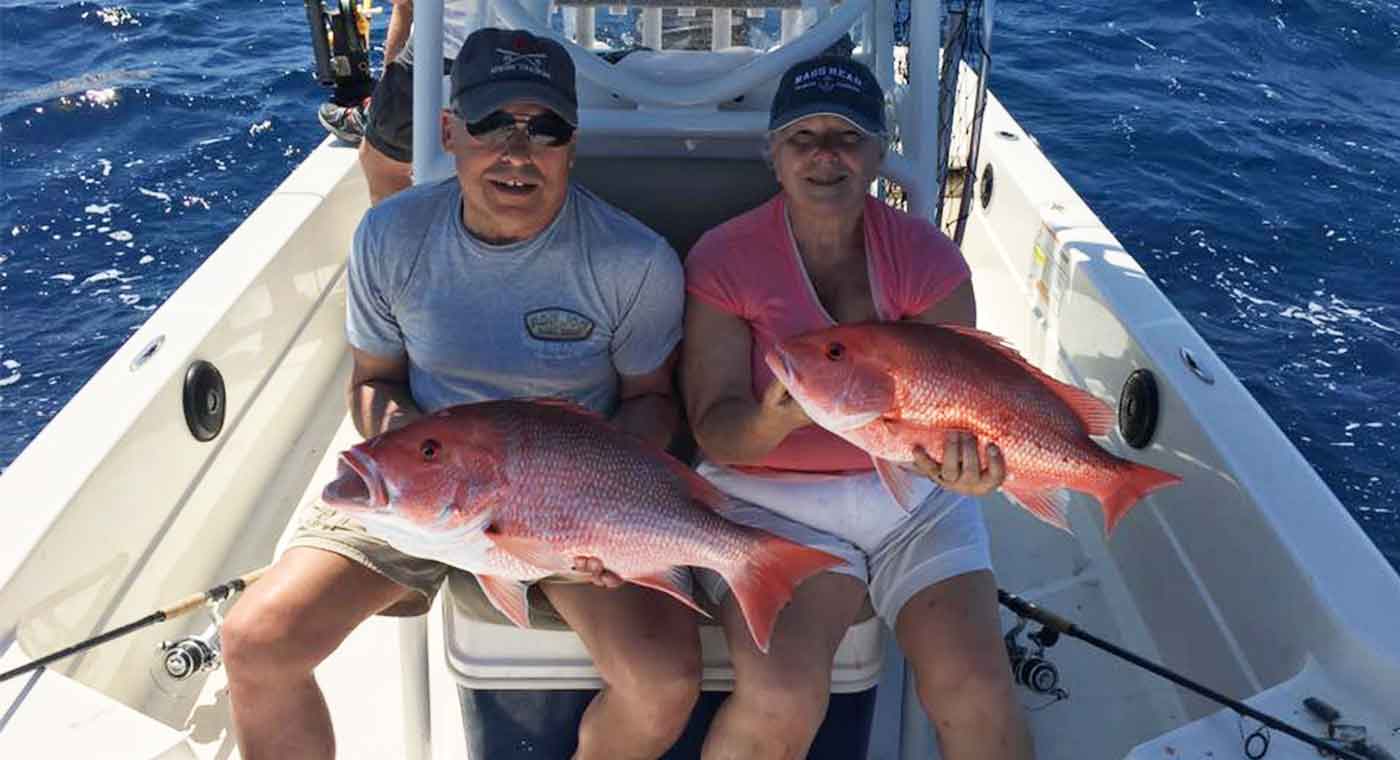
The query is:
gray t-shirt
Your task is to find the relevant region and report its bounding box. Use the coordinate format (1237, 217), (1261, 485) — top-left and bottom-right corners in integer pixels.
(346, 178), (683, 415)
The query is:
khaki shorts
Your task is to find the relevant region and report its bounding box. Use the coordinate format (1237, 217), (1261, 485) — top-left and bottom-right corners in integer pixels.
(286, 502), (452, 616)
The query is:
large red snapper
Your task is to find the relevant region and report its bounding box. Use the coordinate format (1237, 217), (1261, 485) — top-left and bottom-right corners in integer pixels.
(321, 399), (841, 652)
(765, 322), (1181, 534)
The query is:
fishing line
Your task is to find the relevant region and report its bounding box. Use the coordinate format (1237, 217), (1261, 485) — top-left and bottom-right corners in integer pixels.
(1025, 689), (1070, 712)
(1239, 716), (1272, 760)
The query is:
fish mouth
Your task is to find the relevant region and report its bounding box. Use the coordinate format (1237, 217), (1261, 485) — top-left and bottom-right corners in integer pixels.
(322, 449), (389, 512)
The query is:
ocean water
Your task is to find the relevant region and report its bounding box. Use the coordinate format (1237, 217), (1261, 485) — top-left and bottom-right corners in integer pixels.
(0, 2), (1396, 570)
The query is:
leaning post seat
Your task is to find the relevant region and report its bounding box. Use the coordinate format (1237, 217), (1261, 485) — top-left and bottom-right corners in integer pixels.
(444, 571), (885, 758)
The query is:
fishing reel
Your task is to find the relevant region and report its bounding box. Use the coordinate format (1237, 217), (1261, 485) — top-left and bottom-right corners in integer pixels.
(149, 597), (230, 696)
(1300, 697), (1398, 760)
(1004, 618), (1066, 698)
(158, 623), (221, 682)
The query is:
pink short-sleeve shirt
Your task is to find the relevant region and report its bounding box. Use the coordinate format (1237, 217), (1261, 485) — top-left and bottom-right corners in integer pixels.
(686, 193), (971, 473)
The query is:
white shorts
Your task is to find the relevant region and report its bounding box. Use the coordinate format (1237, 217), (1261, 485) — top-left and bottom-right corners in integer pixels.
(696, 461), (993, 627)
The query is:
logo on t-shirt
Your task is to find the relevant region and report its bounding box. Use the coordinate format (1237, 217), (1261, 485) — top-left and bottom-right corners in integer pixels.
(525, 308), (595, 342)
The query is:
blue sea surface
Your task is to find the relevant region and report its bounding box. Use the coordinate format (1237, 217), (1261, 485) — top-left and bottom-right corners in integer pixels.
(1, 2), (1396, 570)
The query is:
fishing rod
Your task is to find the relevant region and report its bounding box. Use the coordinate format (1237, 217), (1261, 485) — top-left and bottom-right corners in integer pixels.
(997, 589), (1388, 760)
(1, 566), (267, 684)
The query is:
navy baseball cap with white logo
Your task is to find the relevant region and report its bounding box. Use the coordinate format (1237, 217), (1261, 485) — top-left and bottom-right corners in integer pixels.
(451, 28), (578, 126)
(769, 56), (885, 135)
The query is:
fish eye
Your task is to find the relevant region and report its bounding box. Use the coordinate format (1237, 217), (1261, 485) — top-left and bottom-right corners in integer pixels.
(825, 342), (846, 361)
(420, 439), (440, 460)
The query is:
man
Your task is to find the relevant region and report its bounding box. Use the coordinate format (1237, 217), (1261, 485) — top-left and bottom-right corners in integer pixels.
(222, 27), (700, 760)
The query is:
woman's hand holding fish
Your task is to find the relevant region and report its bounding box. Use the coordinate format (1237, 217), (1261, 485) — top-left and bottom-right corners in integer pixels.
(759, 378), (813, 436)
(913, 431), (1006, 496)
(571, 556), (625, 589)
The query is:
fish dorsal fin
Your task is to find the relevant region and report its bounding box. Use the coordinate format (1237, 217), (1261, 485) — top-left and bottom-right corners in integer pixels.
(523, 397), (735, 513)
(521, 397), (674, 451)
(670, 460), (739, 515)
(938, 324), (1115, 436)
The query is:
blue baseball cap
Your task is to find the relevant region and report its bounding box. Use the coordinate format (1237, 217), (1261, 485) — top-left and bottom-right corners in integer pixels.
(769, 56), (885, 136)
(451, 28), (579, 126)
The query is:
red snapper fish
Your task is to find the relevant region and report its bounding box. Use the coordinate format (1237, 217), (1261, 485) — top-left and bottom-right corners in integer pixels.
(321, 399), (841, 652)
(766, 322), (1181, 533)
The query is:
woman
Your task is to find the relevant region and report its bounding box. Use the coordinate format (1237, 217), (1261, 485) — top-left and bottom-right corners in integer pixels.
(682, 56), (1035, 759)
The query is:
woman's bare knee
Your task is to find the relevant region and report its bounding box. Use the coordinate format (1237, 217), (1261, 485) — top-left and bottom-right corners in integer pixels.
(740, 664), (831, 735)
(747, 690), (828, 746)
(914, 650), (1017, 727)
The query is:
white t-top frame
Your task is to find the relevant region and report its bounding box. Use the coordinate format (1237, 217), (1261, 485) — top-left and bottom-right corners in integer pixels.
(407, 0), (972, 221)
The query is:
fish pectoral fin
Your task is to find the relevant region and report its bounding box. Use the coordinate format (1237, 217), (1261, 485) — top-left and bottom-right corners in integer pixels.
(1002, 485), (1074, 533)
(476, 574), (531, 628)
(484, 529), (571, 574)
(627, 567), (711, 619)
(874, 456), (920, 511)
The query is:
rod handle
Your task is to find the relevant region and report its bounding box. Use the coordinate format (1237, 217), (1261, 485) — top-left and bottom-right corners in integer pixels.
(997, 589), (1075, 634)
(158, 566), (269, 619)
(1303, 696), (1342, 723)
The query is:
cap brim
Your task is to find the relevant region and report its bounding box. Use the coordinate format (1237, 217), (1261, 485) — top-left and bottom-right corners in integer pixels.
(770, 107), (882, 136)
(456, 81), (578, 126)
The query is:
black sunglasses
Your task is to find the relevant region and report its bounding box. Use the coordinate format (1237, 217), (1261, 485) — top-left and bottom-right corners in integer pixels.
(464, 110), (576, 148)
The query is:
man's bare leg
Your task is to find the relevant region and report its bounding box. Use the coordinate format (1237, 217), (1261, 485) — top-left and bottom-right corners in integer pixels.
(896, 570), (1034, 760)
(700, 572), (866, 760)
(358, 138), (412, 205)
(541, 581), (702, 760)
(221, 548), (415, 760)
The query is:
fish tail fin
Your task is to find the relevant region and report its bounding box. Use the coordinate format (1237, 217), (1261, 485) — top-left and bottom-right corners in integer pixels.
(1091, 462), (1182, 534)
(720, 534), (844, 653)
